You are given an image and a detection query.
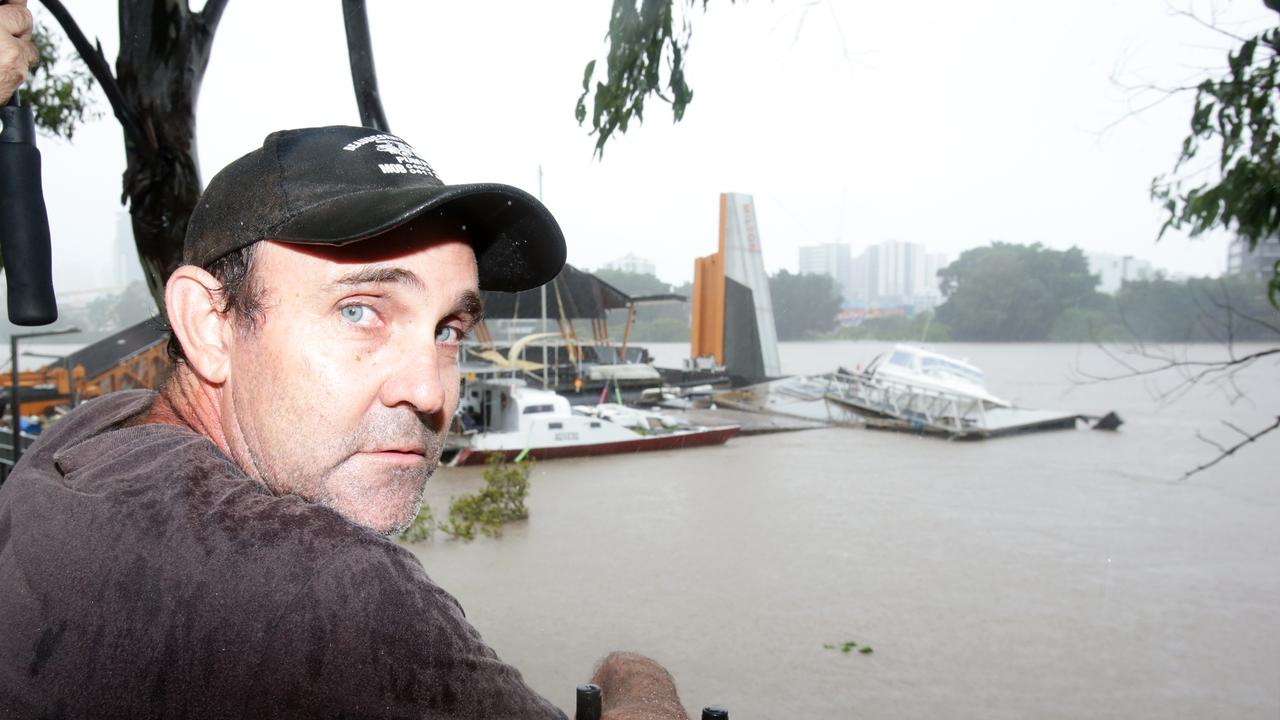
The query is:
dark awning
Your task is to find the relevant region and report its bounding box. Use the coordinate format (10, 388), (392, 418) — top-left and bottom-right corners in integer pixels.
(481, 264), (632, 320)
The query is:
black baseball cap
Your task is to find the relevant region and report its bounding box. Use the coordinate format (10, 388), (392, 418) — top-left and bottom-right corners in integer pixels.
(183, 125), (566, 292)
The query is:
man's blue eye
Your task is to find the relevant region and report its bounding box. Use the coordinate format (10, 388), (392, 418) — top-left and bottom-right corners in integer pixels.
(436, 326), (461, 343)
(340, 305), (373, 325)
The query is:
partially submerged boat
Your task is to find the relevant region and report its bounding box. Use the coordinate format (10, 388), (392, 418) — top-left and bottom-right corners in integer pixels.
(854, 345), (1008, 407)
(715, 345), (1120, 440)
(824, 345), (1118, 438)
(443, 377), (740, 466)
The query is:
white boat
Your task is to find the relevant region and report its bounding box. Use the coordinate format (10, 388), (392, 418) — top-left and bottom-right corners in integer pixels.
(443, 378), (740, 466)
(860, 345), (1008, 407)
(824, 345), (1103, 438)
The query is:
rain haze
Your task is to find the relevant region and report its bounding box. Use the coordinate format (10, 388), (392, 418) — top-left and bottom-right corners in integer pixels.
(7, 4), (1280, 718)
(27, 0), (1279, 297)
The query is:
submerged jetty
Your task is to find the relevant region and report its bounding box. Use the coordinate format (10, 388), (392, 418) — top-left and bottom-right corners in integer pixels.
(712, 345), (1122, 440)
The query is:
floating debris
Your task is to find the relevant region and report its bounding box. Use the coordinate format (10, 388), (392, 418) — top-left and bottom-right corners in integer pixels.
(823, 640), (873, 655)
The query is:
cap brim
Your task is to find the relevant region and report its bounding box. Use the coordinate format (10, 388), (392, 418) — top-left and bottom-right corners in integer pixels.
(267, 183), (566, 292)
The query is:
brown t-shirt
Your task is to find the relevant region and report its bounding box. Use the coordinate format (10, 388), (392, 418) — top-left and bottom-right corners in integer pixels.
(0, 390), (565, 719)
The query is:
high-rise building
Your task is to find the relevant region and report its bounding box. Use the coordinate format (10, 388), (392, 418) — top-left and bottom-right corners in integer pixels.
(799, 239), (945, 308)
(603, 252), (656, 277)
(1227, 237), (1280, 279)
(1085, 251), (1156, 294)
(797, 242), (851, 299)
(865, 239), (926, 303)
(847, 244), (878, 303)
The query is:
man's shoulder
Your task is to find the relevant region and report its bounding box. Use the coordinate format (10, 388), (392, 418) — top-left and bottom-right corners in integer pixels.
(3, 387), (421, 607)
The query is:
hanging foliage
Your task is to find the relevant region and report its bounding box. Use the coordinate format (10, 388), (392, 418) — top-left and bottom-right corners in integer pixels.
(1153, 20), (1280, 306)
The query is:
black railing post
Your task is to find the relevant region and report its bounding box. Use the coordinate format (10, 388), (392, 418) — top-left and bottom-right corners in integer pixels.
(574, 683), (602, 720)
(3, 326), (79, 481)
(8, 332), (17, 474)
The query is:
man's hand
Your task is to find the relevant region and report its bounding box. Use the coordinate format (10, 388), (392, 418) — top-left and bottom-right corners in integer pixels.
(592, 652), (690, 720)
(0, 0), (38, 104)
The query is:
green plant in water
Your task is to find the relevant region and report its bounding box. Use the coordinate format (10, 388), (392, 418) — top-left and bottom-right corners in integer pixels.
(396, 454), (533, 543)
(438, 454), (533, 541)
(824, 640), (874, 656)
(399, 502), (437, 543)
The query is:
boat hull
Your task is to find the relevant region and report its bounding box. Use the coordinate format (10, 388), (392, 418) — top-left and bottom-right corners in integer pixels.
(446, 425), (740, 466)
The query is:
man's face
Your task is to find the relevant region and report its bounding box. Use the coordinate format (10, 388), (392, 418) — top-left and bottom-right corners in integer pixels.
(219, 226), (481, 535)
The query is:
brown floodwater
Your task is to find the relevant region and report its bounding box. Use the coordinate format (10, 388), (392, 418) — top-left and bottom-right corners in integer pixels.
(409, 342), (1280, 719)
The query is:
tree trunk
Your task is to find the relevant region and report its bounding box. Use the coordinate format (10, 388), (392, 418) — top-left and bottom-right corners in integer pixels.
(42, 0), (385, 316)
(115, 1), (221, 312)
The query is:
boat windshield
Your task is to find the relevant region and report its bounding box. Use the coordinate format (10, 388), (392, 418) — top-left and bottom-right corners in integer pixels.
(888, 350), (915, 368)
(921, 356), (985, 386)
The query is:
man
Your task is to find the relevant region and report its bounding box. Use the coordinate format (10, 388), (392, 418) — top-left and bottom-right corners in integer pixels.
(0, 117), (689, 717)
(0, 0), (36, 104)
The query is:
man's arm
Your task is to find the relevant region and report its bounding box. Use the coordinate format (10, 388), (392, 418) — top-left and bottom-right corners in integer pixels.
(243, 539), (567, 719)
(592, 652), (690, 720)
(0, 0), (37, 104)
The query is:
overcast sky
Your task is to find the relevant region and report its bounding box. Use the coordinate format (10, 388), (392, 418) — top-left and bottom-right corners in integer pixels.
(25, 0), (1278, 296)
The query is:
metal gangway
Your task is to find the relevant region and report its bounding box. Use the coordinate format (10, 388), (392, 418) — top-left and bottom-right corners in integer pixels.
(824, 370), (995, 437)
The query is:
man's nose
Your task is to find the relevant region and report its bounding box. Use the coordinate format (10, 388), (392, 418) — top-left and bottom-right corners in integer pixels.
(378, 342), (448, 419)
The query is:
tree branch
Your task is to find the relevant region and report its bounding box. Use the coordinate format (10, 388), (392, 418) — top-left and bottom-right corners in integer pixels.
(200, 0), (230, 38)
(1076, 347), (1279, 384)
(341, 0), (389, 132)
(1184, 416), (1280, 479)
(1167, 5), (1251, 44)
(36, 0), (149, 154)
(1206, 290), (1280, 335)
(1221, 420), (1253, 439)
(1194, 429), (1228, 453)
(1073, 335), (1278, 412)
(1097, 81), (1200, 134)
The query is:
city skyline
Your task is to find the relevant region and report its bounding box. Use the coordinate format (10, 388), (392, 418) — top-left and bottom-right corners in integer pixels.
(799, 240), (947, 308)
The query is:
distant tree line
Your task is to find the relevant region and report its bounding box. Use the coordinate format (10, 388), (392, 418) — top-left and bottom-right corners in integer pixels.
(935, 243), (1098, 340)
(591, 243), (1280, 345)
(593, 266), (847, 342)
(832, 313), (948, 342)
(769, 270), (843, 340)
(2, 282), (156, 346)
(849, 242), (1279, 343)
(594, 268), (692, 342)
(60, 282), (157, 336)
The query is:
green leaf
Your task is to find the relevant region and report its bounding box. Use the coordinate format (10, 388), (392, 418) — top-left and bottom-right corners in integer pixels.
(19, 22), (99, 140)
(576, 0), (719, 158)
(1155, 27), (1280, 300)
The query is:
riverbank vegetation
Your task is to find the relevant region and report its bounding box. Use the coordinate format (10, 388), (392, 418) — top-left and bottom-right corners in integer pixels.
(593, 245), (1280, 345)
(928, 243), (1279, 343)
(876, 273), (1279, 344)
(398, 455), (533, 543)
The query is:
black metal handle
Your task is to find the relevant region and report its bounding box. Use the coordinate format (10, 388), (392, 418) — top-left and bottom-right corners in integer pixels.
(0, 89), (59, 326)
(574, 683), (602, 720)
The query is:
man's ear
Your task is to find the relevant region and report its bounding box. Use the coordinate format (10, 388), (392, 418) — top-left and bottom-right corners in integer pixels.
(166, 265), (232, 385)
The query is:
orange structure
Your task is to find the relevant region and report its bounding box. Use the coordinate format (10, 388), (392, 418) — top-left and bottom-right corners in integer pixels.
(690, 194), (729, 364)
(688, 192), (781, 385)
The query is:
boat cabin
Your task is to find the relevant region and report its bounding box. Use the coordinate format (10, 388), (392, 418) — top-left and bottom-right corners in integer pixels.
(457, 378), (572, 434)
(880, 346), (987, 388)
